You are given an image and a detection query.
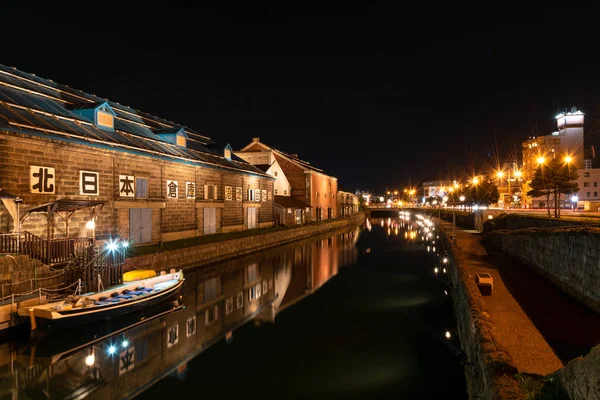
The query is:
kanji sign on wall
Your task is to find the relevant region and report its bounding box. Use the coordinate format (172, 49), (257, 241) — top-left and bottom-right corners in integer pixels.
(79, 171), (99, 195)
(186, 316), (196, 338)
(30, 166), (55, 194)
(167, 324), (179, 348)
(186, 182), (195, 199)
(254, 189), (261, 202)
(261, 189), (267, 202)
(235, 187), (242, 201)
(225, 186), (233, 201)
(119, 175), (135, 197)
(167, 180), (178, 199)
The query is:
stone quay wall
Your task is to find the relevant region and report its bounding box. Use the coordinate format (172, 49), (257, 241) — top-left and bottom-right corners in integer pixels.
(439, 227), (524, 399)
(124, 213), (365, 272)
(555, 344), (600, 399)
(487, 227), (600, 314)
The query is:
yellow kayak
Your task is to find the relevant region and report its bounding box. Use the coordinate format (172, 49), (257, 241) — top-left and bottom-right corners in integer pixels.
(123, 270), (157, 282)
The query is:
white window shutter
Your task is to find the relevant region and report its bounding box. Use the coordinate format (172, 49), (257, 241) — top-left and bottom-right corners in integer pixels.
(248, 189), (252, 201)
(213, 185), (218, 200)
(204, 184), (208, 200)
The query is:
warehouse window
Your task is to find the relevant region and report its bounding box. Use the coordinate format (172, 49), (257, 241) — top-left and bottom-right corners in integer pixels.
(136, 178), (148, 198)
(97, 109), (114, 129)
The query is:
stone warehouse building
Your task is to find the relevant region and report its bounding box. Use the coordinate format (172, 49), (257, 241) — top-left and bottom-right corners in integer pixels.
(236, 138), (338, 222)
(0, 64), (274, 253)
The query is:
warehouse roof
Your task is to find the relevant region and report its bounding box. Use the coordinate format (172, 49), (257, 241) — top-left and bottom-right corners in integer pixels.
(0, 64), (270, 178)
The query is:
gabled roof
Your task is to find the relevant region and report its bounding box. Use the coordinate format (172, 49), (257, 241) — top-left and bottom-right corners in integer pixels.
(240, 139), (335, 178)
(254, 164), (271, 172)
(274, 195), (311, 209)
(0, 64), (271, 178)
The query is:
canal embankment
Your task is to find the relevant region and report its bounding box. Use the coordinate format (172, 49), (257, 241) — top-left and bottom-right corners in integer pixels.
(440, 217), (600, 399)
(484, 226), (600, 315)
(438, 220), (563, 399)
(124, 213), (365, 272)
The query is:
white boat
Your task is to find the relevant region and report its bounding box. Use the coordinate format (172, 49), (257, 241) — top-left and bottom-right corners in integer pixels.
(18, 269), (184, 331)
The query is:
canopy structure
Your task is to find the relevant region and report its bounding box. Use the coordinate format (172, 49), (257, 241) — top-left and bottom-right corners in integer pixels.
(22, 199), (105, 241)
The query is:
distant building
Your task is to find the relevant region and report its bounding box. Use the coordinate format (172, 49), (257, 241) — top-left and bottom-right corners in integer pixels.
(337, 191), (359, 216)
(521, 107), (587, 208)
(0, 64), (274, 263)
(419, 180), (452, 202)
(237, 138), (338, 222)
(574, 167), (600, 210)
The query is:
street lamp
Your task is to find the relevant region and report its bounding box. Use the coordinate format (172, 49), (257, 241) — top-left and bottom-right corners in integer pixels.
(14, 197), (22, 252)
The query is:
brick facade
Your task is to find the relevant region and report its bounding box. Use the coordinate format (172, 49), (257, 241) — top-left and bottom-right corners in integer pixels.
(240, 141), (337, 221)
(0, 132), (274, 245)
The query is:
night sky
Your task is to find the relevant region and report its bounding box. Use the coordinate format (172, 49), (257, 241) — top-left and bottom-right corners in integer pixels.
(5, 4), (600, 192)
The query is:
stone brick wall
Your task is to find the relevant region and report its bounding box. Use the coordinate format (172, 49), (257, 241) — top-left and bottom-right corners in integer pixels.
(439, 228), (525, 399)
(489, 227), (600, 314)
(124, 213), (365, 272)
(0, 132), (273, 243)
(0, 255), (60, 296)
(555, 344), (600, 399)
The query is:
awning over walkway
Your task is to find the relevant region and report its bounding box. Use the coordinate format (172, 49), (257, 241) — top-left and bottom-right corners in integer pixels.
(274, 195), (311, 209)
(24, 199), (105, 214)
(22, 199), (105, 241)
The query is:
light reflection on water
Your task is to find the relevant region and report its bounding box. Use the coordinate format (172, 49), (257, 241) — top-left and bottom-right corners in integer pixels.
(0, 216), (467, 399)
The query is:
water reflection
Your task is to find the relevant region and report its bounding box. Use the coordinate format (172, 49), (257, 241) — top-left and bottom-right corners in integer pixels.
(0, 227), (359, 400)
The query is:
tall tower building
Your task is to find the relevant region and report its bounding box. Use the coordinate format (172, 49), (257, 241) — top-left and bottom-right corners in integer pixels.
(522, 106), (584, 181)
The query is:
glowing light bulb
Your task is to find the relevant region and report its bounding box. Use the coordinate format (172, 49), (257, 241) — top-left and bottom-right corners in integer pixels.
(85, 353), (95, 366)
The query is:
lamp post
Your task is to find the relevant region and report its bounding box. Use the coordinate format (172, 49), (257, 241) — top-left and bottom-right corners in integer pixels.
(513, 170), (522, 208)
(571, 195), (578, 211)
(14, 197), (22, 252)
(496, 170), (505, 208)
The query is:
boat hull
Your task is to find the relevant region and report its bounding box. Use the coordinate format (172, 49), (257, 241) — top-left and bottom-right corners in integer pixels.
(34, 279), (184, 332)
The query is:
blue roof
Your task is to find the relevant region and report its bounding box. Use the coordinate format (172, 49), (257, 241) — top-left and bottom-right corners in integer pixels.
(0, 64), (271, 178)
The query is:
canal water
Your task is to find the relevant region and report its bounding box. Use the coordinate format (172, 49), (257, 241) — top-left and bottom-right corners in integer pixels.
(0, 217), (467, 399)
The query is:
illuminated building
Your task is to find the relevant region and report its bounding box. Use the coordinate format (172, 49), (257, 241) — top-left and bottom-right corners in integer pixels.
(0, 64), (274, 258)
(237, 138), (338, 222)
(521, 107), (588, 208)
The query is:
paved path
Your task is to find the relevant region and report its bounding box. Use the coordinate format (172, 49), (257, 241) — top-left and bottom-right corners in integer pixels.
(440, 220), (564, 376)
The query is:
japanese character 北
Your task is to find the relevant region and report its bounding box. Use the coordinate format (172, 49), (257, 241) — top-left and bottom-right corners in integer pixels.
(0, 64), (275, 262)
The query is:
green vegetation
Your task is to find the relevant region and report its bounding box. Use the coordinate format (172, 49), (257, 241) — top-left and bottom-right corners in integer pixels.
(515, 373), (568, 400)
(126, 216), (359, 258)
(464, 177), (500, 206)
(527, 155), (578, 219)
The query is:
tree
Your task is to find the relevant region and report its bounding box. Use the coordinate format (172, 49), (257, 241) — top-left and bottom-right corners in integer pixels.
(527, 155), (579, 218)
(553, 159), (579, 218)
(358, 194), (366, 211)
(464, 178), (499, 206)
(527, 167), (553, 217)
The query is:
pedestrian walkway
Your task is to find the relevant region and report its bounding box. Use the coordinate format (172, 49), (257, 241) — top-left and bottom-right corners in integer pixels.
(439, 220), (564, 376)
